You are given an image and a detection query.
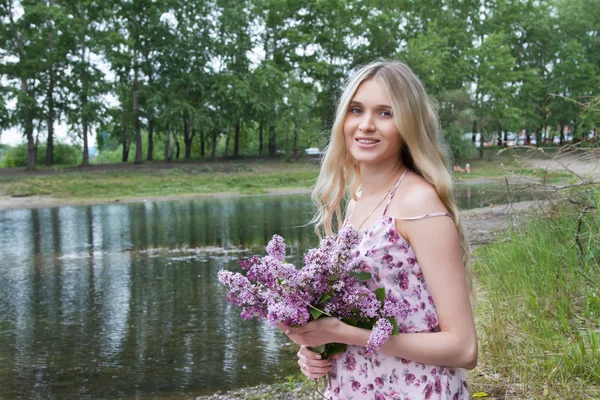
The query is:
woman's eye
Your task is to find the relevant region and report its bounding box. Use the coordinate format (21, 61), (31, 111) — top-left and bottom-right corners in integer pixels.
(380, 110), (392, 117)
(349, 107), (362, 114)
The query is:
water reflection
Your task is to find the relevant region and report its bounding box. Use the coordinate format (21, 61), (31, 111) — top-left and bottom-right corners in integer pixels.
(0, 187), (541, 398)
(0, 195), (317, 399)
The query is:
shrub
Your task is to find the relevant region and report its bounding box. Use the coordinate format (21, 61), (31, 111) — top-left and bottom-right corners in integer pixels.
(0, 142), (81, 167)
(444, 123), (477, 164)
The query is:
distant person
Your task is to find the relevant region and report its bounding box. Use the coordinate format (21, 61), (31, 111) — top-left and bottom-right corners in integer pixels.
(282, 61), (477, 399)
(465, 163), (470, 173)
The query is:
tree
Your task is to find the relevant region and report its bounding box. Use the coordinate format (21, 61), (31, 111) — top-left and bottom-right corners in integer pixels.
(0, 0), (47, 170)
(62, 0), (107, 166)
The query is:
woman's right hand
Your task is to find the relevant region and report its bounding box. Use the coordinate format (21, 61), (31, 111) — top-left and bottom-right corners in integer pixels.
(296, 345), (340, 380)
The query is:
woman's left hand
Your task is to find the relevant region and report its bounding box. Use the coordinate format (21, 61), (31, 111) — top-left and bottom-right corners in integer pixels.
(281, 317), (341, 347)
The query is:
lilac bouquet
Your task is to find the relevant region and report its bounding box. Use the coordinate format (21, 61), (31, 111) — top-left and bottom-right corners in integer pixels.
(218, 225), (401, 358)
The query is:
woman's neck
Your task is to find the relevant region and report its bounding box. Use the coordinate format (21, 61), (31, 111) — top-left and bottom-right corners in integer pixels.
(358, 161), (405, 197)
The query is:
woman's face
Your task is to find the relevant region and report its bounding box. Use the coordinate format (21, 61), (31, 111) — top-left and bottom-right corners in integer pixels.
(343, 79), (403, 167)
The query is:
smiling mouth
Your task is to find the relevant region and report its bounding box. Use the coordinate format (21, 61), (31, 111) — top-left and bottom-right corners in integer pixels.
(356, 138), (379, 144)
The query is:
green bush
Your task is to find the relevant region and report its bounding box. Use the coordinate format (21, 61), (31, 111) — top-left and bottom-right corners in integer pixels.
(444, 123), (477, 164)
(0, 142), (82, 167)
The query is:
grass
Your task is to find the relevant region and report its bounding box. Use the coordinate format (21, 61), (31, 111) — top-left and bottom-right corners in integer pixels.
(454, 149), (573, 183)
(471, 188), (600, 399)
(0, 160), (320, 200)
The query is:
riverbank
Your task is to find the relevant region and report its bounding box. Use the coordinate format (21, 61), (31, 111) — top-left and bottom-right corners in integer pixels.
(0, 154), (574, 211)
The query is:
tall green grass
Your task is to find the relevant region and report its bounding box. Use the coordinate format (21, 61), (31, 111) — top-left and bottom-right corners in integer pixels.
(474, 188), (600, 398)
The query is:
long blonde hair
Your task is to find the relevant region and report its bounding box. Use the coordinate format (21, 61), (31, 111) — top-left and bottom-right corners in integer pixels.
(311, 60), (471, 276)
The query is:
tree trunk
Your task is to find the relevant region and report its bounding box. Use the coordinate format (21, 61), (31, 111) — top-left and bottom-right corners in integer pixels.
(224, 128), (230, 157)
(174, 131), (180, 159)
(559, 124), (566, 145)
(292, 122), (298, 157)
(234, 119), (240, 158)
(211, 106), (219, 160)
(259, 119), (264, 155)
(82, 117), (89, 166)
(81, 48), (89, 167)
(165, 120), (171, 162)
(497, 124), (503, 147)
(133, 50), (142, 164)
(471, 120), (477, 142)
(478, 131), (484, 160)
(46, 66), (55, 166)
(25, 94), (35, 170)
(200, 128), (205, 157)
(121, 103), (129, 162)
(183, 114), (192, 159)
(525, 128), (531, 145)
(147, 117), (154, 161)
(211, 129), (217, 160)
(268, 112), (277, 156)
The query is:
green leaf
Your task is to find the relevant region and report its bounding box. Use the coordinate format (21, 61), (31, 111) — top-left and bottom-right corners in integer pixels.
(310, 308), (324, 320)
(342, 316), (357, 326)
(357, 319), (375, 330)
(350, 271), (372, 281)
(375, 287), (386, 303)
(325, 342), (347, 357)
(309, 345), (326, 355)
(387, 317), (400, 335)
(318, 293), (331, 303)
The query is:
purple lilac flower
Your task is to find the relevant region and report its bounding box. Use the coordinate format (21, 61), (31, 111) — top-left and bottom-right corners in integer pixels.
(266, 234), (286, 261)
(366, 318), (394, 353)
(382, 292), (403, 318)
(238, 255), (259, 270)
(267, 299), (310, 328)
(219, 223), (402, 354)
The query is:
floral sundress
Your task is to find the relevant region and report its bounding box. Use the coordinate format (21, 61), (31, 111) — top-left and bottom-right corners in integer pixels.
(326, 170), (469, 400)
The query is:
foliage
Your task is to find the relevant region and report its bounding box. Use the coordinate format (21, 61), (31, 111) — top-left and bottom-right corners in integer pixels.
(474, 189), (600, 398)
(1, 0), (598, 169)
(1, 142), (80, 168)
(444, 123), (477, 164)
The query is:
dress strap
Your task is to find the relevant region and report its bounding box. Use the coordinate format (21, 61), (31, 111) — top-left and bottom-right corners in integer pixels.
(382, 169), (409, 216)
(394, 212), (452, 220)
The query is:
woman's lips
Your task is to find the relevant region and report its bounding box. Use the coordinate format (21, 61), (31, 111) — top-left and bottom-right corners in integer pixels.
(355, 138), (380, 147)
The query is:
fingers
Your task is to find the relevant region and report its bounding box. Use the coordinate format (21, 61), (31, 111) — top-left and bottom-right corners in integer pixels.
(297, 357), (330, 379)
(297, 345), (332, 379)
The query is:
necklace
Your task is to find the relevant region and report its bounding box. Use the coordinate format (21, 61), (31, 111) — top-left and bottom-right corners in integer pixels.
(356, 186), (394, 231)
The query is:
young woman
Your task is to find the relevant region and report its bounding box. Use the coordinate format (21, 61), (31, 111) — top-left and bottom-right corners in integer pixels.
(284, 61), (478, 399)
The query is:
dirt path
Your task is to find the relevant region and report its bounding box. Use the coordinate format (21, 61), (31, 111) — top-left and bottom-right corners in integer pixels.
(523, 149), (600, 180)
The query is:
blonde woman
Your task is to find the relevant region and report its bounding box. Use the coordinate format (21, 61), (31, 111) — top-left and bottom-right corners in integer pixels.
(284, 61), (478, 399)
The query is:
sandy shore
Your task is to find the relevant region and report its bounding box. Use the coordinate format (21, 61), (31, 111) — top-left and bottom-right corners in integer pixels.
(0, 187), (314, 211)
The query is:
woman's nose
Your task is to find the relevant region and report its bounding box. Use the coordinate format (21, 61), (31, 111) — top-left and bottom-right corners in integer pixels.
(358, 113), (375, 132)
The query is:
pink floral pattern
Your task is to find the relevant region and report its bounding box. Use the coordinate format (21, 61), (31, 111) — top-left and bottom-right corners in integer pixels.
(326, 216), (469, 400)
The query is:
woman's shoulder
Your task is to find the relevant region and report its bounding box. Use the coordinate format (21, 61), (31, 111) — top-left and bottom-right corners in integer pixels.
(389, 171), (448, 218)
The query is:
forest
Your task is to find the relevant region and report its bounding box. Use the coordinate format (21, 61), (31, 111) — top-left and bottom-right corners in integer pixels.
(0, 0), (598, 170)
